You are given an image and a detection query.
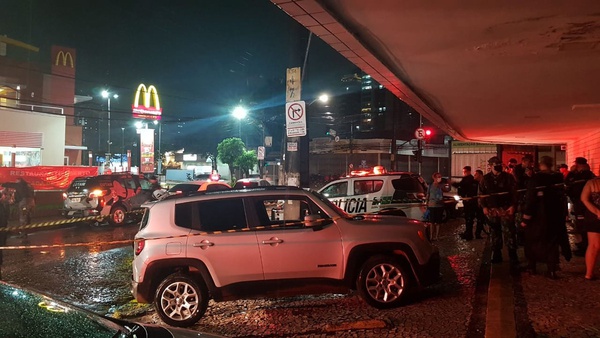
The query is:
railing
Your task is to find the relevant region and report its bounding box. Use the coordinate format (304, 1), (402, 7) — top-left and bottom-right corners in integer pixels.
(16, 103), (64, 115)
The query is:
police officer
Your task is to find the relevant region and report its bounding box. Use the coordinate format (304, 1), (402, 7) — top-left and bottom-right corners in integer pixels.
(452, 166), (479, 240)
(0, 187), (11, 279)
(479, 156), (519, 264)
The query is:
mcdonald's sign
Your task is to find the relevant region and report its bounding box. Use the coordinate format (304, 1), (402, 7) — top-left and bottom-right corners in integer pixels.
(132, 84), (162, 120)
(55, 50), (74, 68)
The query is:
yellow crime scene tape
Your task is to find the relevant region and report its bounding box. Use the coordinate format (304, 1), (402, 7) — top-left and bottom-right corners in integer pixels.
(0, 217), (342, 250)
(0, 179), (581, 251)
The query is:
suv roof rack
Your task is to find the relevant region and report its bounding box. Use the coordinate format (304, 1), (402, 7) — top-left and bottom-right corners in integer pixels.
(231, 185), (303, 191)
(162, 185), (304, 201)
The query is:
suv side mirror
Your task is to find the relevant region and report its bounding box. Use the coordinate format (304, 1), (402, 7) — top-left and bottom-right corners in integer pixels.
(304, 214), (320, 227)
(304, 214), (333, 230)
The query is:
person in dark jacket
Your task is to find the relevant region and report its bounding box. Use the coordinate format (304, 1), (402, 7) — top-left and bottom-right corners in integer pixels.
(0, 186), (11, 279)
(480, 156), (519, 264)
(521, 156), (570, 278)
(474, 169), (487, 237)
(2, 178), (35, 227)
(565, 157), (596, 256)
(452, 166), (480, 240)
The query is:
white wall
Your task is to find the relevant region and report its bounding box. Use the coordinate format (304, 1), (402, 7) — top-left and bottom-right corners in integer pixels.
(0, 108), (66, 165)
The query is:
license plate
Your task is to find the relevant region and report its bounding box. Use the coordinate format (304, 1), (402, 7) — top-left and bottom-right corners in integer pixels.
(70, 197), (81, 203)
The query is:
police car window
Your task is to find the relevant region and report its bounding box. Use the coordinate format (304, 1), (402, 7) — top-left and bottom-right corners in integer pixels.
(198, 198), (247, 231)
(321, 182), (347, 198)
(353, 180), (383, 195)
(139, 179), (152, 190)
(125, 178), (137, 190)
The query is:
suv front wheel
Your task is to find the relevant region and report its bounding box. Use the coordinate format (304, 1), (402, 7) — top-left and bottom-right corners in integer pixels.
(357, 255), (412, 309)
(154, 273), (209, 327)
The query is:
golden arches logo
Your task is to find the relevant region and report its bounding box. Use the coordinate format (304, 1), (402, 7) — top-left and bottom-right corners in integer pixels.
(132, 83), (162, 119)
(55, 51), (74, 68)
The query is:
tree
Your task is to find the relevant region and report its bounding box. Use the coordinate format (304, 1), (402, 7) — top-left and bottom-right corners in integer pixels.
(217, 138), (245, 181)
(236, 150), (258, 178)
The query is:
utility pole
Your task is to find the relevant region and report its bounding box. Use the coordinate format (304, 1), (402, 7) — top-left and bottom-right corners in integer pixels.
(285, 29), (311, 187)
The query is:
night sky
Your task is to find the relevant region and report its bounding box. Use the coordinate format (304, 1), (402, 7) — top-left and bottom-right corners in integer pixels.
(2, 0), (357, 153)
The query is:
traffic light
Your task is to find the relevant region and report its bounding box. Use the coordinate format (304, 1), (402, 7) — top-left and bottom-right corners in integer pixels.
(412, 149), (422, 162)
(423, 128), (433, 143)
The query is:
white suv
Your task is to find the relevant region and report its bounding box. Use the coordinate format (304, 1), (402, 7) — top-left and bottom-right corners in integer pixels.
(131, 186), (440, 327)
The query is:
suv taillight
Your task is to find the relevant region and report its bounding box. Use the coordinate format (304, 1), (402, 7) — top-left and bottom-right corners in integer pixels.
(134, 239), (145, 255)
(62, 192), (67, 200)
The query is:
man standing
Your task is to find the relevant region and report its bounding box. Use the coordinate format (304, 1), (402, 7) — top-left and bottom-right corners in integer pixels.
(473, 169), (486, 238)
(480, 156), (519, 264)
(452, 166), (479, 240)
(565, 157), (596, 256)
(2, 178), (35, 227)
(0, 186), (11, 279)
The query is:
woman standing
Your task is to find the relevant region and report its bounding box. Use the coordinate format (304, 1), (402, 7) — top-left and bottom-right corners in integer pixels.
(426, 172), (446, 240)
(580, 175), (600, 280)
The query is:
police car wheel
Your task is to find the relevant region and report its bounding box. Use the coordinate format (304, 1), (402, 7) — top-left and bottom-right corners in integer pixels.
(357, 255), (412, 309)
(108, 206), (127, 226)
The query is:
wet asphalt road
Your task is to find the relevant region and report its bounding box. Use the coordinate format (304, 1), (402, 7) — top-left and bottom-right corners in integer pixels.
(1, 220), (139, 314)
(0, 216), (490, 337)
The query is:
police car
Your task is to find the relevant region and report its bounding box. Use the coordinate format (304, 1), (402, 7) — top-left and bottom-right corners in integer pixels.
(318, 166), (428, 219)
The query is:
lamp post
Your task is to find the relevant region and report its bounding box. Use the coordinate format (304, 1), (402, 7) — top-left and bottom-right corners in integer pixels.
(121, 127), (125, 170)
(101, 90), (118, 157)
(153, 120), (162, 175)
(232, 105), (248, 139)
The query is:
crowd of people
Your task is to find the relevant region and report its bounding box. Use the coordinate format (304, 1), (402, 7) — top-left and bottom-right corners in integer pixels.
(443, 155), (600, 280)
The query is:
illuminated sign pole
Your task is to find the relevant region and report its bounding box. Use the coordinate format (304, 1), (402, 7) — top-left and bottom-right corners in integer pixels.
(132, 84), (162, 174)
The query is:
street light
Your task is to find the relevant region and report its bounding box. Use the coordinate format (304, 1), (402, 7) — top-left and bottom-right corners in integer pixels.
(153, 120), (162, 175)
(232, 105), (248, 138)
(101, 90), (118, 156)
(121, 127), (125, 169)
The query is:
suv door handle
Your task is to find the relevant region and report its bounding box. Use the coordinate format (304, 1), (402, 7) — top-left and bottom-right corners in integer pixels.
(193, 240), (214, 249)
(261, 238), (284, 245)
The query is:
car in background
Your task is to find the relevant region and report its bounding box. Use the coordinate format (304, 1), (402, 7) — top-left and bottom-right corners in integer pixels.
(318, 166), (427, 220)
(62, 173), (154, 226)
(318, 166), (458, 221)
(0, 281), (222, 338)
(232, 178), (271, 189)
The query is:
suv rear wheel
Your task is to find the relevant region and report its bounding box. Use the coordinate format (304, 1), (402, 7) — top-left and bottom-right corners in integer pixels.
(154, 273), (208, 327)
(357, 255), (412, 308)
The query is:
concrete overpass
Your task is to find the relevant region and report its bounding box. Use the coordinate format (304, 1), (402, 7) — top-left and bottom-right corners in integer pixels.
(272, 0), (600, 171)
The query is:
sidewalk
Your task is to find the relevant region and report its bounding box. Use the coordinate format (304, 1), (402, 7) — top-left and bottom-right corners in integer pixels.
(486, 235), (600, 337)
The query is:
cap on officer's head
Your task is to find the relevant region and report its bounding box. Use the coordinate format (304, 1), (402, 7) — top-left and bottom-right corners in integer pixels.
(575, 157), (588, 165)
(488, 156), (502, 165)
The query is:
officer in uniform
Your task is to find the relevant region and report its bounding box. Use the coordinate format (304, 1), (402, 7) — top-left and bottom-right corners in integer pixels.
(479, 156), (519, 264)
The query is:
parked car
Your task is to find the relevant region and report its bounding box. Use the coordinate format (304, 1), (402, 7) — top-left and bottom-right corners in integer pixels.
(132, 186), (439, 327)
(62, 173), (154, 226)
(232, 178), (271, 189)
(0, 281), (222, 338)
